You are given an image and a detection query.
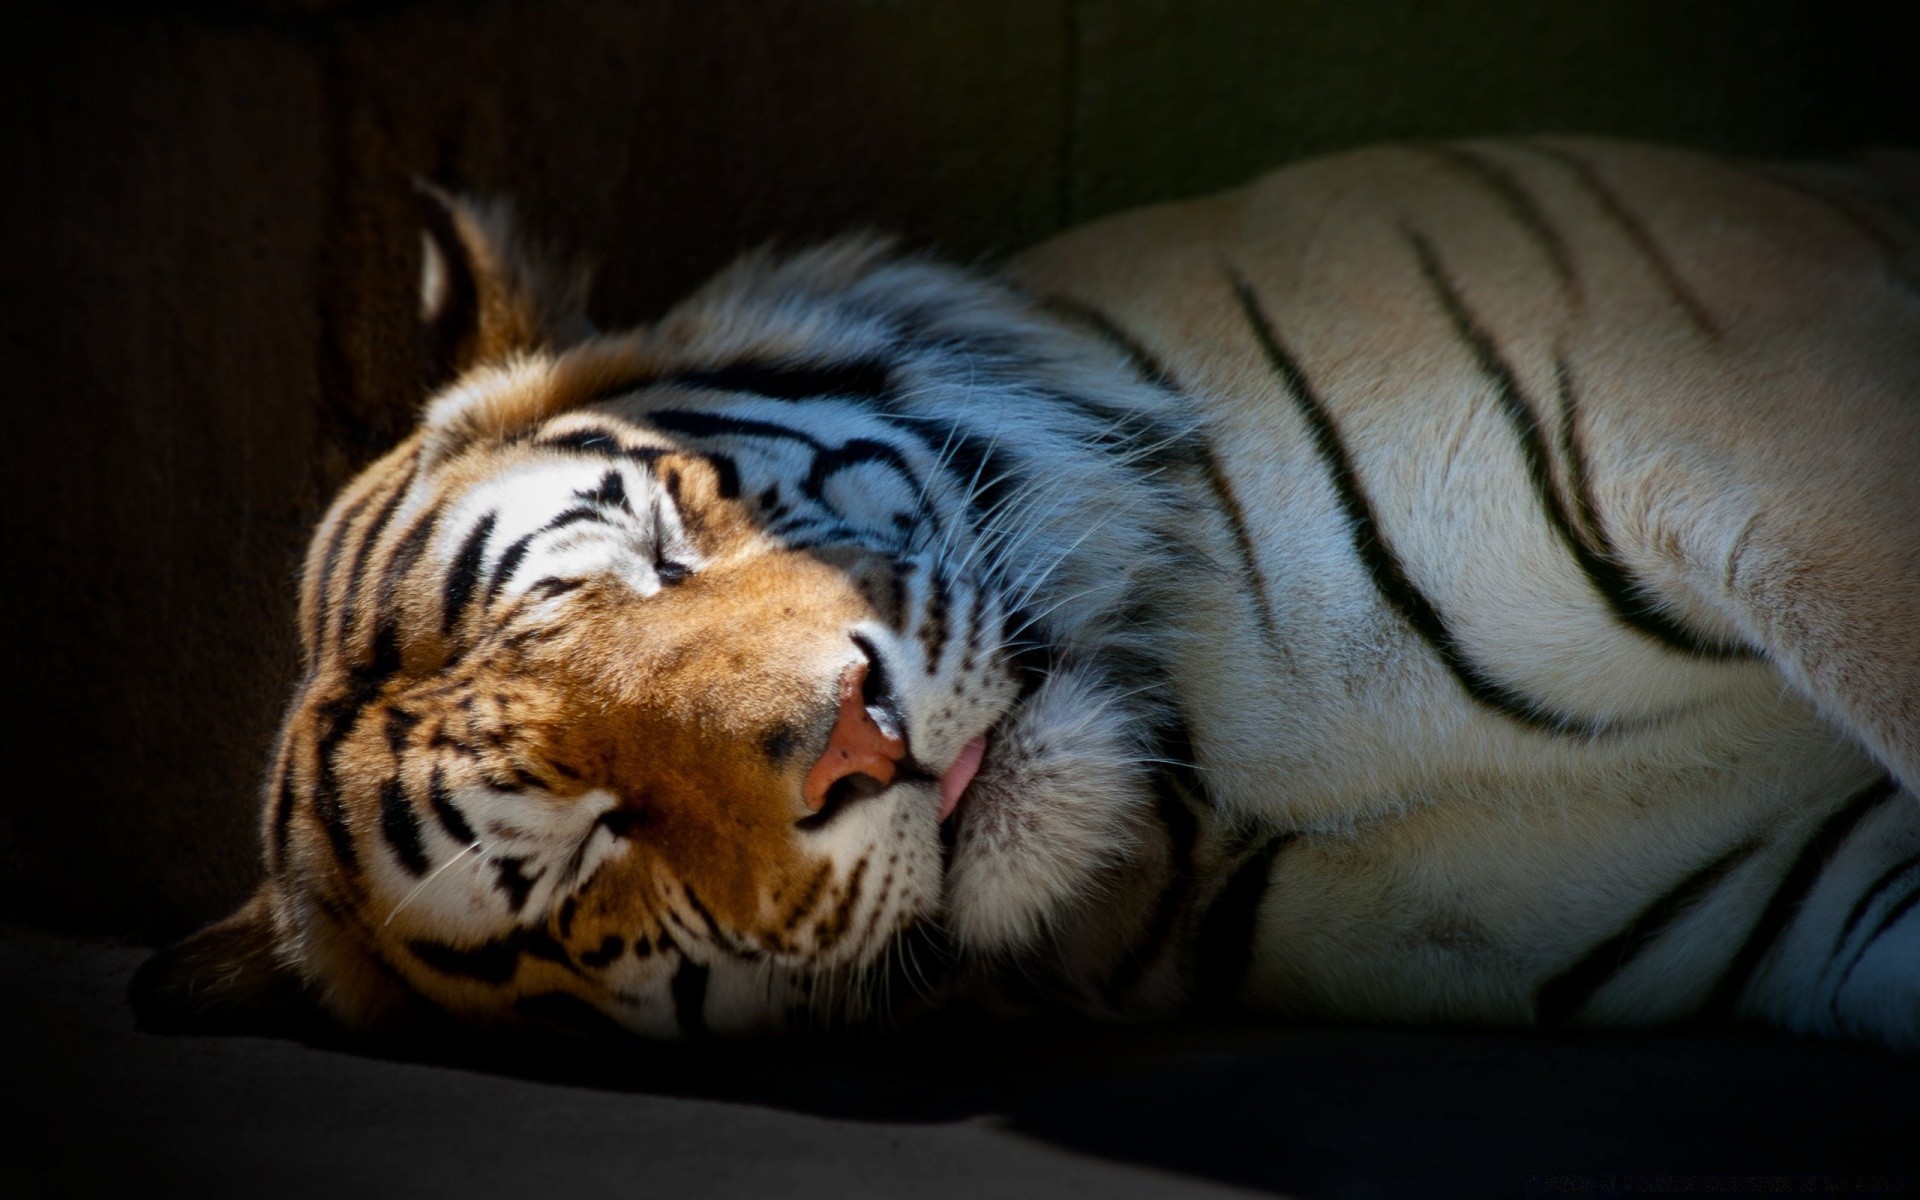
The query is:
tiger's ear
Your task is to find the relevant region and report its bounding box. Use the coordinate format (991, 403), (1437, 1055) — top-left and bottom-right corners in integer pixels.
(128, 888), (324, 1037)
(415, 181), (595, 382)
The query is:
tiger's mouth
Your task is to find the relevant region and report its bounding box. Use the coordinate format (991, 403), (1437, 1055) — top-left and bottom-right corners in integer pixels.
(936, 733), (990, 821)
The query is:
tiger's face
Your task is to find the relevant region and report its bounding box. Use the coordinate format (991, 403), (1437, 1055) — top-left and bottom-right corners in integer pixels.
(314, 401), (1018, 1036)
(135, 197), (1186, 1039)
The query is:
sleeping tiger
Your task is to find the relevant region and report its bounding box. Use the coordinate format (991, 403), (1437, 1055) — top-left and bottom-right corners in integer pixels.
(133, 138), (1920, 1051)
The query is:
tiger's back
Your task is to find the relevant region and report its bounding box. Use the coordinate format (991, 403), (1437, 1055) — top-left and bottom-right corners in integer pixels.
(1015, 139), (1920, 1040)
(135, 139), (1920, 1051)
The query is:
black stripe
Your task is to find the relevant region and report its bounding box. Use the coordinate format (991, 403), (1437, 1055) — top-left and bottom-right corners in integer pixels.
(517, 927), (578, 971)
(537, 428), (618, 453)
(917, 563), (952, 668)
(330, 465), (416, 655)
(1104, 720), (1205, 1001)
(296, 469), (427, 877)
(1536, 837), (1761, 1026)
(646, 408), (825, 452)
(579, 935), (625, 969)
(575, 469), (631, 511)
(803, 437), (921, 502)
(425, 764), (477, 844)
(1113, 756), (1198, 998)
(1410, 231), (1748, 661)
(1229, 272), (1606, 737)
(306, 489), (374, 657)
(1195, 440), (1283, 654)
(1048, 385), (1182, 447)
(1700, 776), (1896, 1018)
(937, 428), (1021, 529)
(383, 707), (421, 754)
(378, 776), (430, 877)
(536, 427), (667, 465)
(1552, 359), (1753, 659)
(671, 959), (711, 1038)
(1427, 145), (1578, 292)
(409, 936), (520, 984)
(656, 358), (1030, 519)
(681, 884), (731, 947)
(483, 531), (537, 608)
(407, 927), (578, 984)
(309, 758), (360, 874)
(1834, 848), (1920, 961)
(1826, 817), (1920, 1022)
(705, 451), (742, 500)
(1193, 832), (1294, 1011)
(965, 317), (1204, 473)
(1828, 835), (1920, 1016)
(1039, 293), (1181, 391)
(306, 625), (404, 877)
(374, 509), (440, 625)
(1043, 295), (1281, 653)
(269, 761), (299, 869)
(1834, 880), (1920, 1000)
(542, 506), (610, 534)
(668, 357), (893, 402)
(1512, 142), (1719, 338)
(651, 406), (1019, 536)
(441, 511), (497, 636)
(540, 424), (744, 506)
(494, 857), (538, 913)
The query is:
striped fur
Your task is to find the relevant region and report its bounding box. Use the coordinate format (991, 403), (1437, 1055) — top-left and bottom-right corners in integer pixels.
(137, 138), (1920, 1051)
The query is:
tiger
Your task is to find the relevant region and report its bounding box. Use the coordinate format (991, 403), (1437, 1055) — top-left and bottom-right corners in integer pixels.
(132, 138), (1920, 1051)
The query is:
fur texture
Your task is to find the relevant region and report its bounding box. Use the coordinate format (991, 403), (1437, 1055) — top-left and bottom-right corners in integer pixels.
(137, 139), (1920, 1052)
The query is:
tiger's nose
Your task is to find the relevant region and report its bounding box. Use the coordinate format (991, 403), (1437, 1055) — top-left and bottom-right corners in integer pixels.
(802, 659), (907, 811)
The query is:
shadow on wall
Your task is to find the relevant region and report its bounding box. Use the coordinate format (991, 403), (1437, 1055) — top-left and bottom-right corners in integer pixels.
(1, 0), (1914, 940)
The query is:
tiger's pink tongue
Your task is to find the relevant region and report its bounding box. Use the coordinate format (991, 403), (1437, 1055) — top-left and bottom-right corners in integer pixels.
(937, 734), (989, 822)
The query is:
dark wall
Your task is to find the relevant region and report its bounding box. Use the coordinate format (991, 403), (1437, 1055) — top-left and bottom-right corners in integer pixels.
(2, 0), (1913, 940)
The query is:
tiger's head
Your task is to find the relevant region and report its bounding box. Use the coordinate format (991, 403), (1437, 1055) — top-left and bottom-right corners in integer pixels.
(134, 192), (1200, 1038)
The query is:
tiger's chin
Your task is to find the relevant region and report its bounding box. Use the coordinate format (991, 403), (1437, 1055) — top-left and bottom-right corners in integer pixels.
(940, 665), (1160, 956)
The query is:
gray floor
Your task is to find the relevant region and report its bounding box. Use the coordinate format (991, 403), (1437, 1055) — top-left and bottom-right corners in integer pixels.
(4, 924), (1915, 1199)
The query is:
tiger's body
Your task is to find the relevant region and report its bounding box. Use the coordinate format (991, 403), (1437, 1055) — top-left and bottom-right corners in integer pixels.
(137, 139), (1920, 1051)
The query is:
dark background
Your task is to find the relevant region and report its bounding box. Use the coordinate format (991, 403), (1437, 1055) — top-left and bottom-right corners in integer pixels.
(2, 0), (1916, 941)
(3, 5), (1919, 1197)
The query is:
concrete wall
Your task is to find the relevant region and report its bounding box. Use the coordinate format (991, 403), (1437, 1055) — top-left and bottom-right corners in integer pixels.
(3, 0), (1912, 939)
